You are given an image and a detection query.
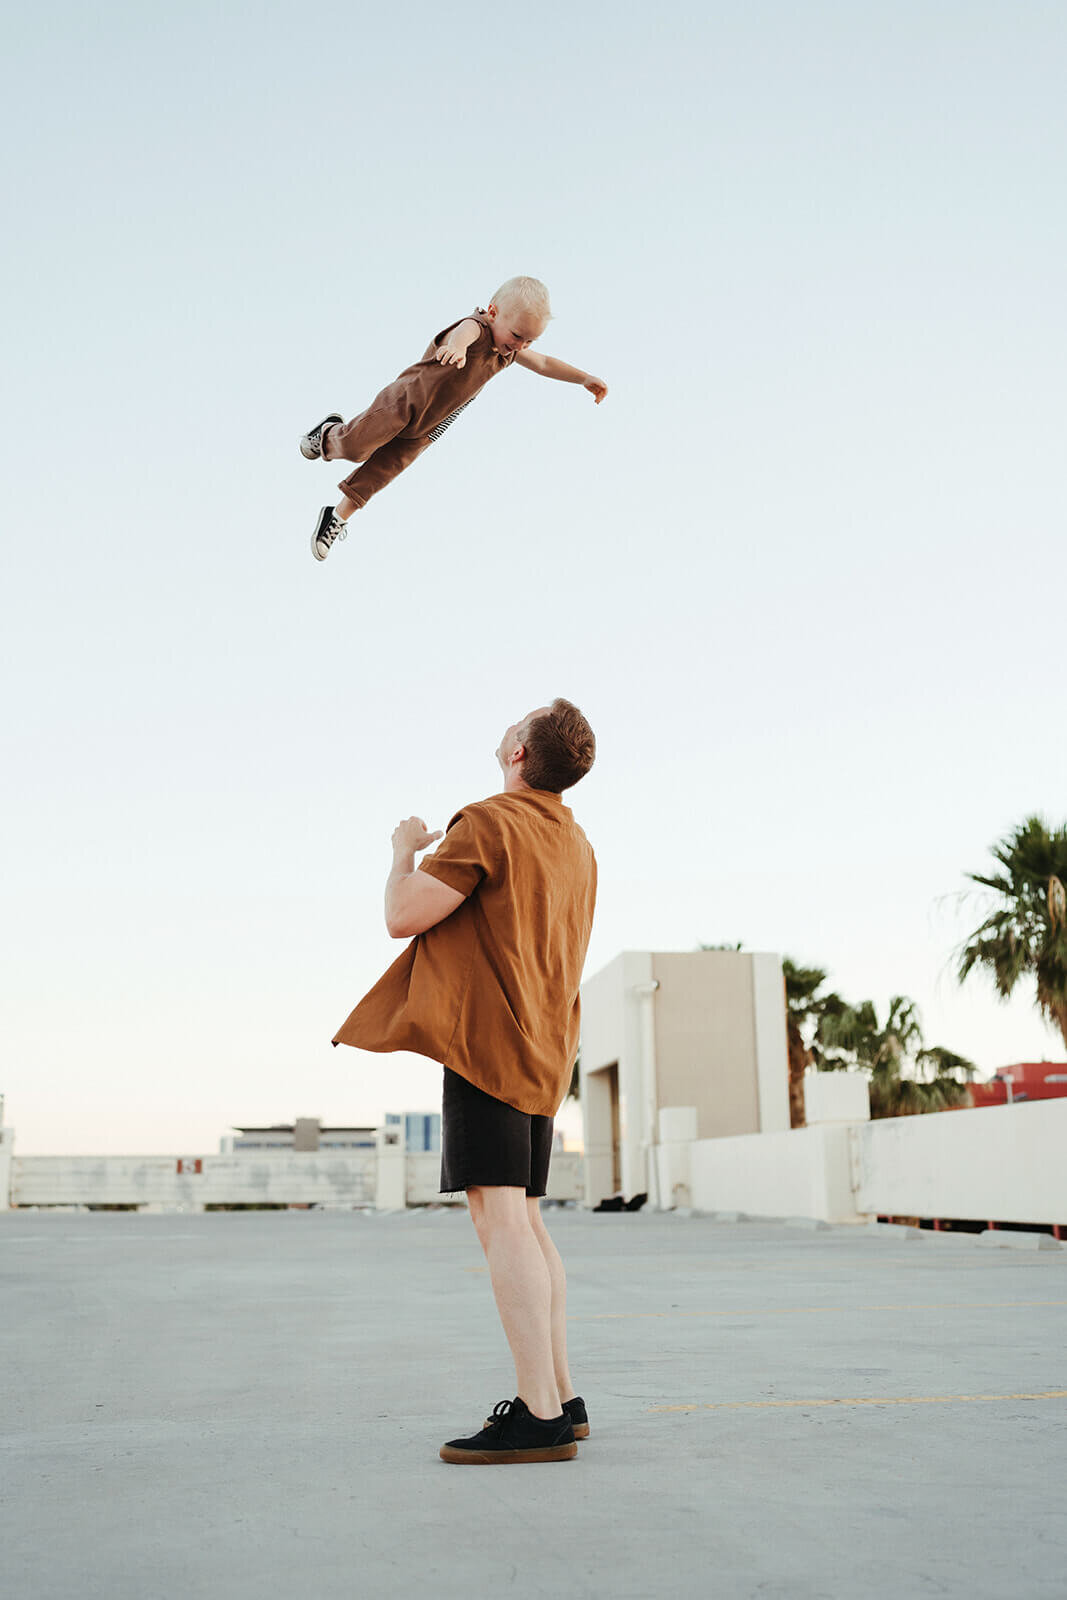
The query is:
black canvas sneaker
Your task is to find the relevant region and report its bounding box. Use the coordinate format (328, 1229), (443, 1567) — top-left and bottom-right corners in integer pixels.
(311, 505), (348, 562)
(482, 1394), (590, 1440)
(440, 1397), (577, 1465)
(299, 413), (343, 460)
(563, 1396), (590, 1439)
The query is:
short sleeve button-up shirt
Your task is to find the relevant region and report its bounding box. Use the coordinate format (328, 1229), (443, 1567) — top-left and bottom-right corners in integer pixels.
(332, 788), (597, 1117)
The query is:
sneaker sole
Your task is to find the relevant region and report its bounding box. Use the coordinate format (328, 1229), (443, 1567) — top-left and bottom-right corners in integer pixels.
(311, 530), (328, 561)
(439, 1441), (578, 1465)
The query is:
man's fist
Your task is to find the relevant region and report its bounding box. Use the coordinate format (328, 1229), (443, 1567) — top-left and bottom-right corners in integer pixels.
(584, 375), (608, 404)
(392, 817), (443, 856)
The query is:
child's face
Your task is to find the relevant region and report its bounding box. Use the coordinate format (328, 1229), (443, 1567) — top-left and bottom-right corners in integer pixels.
(487, 299), (546, 355)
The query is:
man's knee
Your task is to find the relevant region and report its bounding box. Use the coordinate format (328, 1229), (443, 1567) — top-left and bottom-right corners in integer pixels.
(468, 1187), (516, 1252)
(473, 1186), (536, 1240)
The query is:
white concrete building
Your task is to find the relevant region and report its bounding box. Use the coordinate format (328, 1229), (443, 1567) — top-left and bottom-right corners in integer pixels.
(580, 950), (790, 1208)
(2, 1097), (583, 1212)
(219, 1120), (377, 1153)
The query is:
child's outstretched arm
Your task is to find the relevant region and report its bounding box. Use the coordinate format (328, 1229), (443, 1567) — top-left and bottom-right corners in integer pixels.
(433, 319), (482, 369)
(515, 349), (608, 404)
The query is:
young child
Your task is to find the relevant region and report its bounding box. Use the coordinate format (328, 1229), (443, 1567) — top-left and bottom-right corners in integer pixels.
(300, 276), (608, 561)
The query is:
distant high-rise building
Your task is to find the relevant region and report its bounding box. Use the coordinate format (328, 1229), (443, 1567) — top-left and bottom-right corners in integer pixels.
(384, 1111), (441, 1154)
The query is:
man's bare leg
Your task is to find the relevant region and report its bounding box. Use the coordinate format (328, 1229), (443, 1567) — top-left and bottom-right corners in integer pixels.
(336, 495), (358, 520)
(526, 1196), (577, 1403)
(466, 1186), (561, 1420)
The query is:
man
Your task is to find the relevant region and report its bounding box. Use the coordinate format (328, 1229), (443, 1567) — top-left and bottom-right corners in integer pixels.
(333, 699), (597, 1464)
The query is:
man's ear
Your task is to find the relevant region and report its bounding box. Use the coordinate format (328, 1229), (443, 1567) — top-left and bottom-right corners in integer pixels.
(509, 742), (526, 768)
(487, 302), (498, 320)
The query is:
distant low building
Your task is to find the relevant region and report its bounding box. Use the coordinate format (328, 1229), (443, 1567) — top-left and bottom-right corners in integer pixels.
(969, 1062), (1067, 1108)
(219, 1119), (377, 1153)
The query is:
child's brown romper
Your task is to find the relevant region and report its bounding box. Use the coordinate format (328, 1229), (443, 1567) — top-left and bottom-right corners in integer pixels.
(321, 309), (515, 510)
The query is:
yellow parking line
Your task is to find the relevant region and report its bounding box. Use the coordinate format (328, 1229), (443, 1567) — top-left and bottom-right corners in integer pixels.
(571, 1299), (1067, 1322)
(650, 1391), (1067, 1412)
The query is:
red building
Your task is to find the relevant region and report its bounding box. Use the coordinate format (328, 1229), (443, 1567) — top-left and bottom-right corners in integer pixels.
(969, 1061), (1067, 1107)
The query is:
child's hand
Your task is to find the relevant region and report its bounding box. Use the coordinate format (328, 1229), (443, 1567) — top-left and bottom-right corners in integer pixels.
(584, 375), (608, 405)
(434, 339), (468, 369)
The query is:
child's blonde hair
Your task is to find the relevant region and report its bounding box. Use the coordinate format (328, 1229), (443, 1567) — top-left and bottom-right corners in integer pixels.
(492, 275), (553, 323)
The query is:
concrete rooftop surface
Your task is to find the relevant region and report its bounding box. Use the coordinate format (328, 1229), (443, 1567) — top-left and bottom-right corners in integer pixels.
(3, 1208), (1065, 1600)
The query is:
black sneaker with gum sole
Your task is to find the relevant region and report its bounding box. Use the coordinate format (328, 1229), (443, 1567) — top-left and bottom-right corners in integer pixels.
(440, 1397), (577, 1465)
(482, 1394), (590, 1440)
(563, 1396), (590, 1439)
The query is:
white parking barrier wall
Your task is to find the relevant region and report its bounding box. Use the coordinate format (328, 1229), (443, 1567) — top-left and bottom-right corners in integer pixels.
(854, 1098), (1067, 1224)
(690, 1123), (861, 1222)
(0, 1128), (14, 1211)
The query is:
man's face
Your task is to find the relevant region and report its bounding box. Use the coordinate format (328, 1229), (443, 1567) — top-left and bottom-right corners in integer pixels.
(486, 299), (547, 355)
(496, 707), (550, 776)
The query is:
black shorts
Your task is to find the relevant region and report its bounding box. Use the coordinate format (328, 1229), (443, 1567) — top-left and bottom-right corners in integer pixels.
(439, 1068), (554, 1197)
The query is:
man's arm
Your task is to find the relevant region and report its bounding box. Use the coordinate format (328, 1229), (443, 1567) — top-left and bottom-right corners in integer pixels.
(515, 348), (608, 404)
(385, 817), (465, 938)
(433, 318), (482, 369)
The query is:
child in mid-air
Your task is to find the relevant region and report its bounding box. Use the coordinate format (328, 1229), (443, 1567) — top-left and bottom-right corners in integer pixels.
(300, 276), (608, 561)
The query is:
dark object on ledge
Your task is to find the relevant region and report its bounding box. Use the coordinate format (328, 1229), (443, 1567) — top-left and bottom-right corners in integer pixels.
(593, 1192), (648, 1213)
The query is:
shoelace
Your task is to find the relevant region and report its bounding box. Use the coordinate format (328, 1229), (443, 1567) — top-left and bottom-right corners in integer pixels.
(483, 1399), (514, 1434)
(322, 518), (347, 548)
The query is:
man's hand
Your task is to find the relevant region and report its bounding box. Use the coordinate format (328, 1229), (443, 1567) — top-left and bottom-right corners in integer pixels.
(385, 817), (463, 938)
(392, 817), (443, 858)
(584, 374), (608, 404)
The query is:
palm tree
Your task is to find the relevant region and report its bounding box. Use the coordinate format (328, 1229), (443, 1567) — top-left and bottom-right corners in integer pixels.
(811, 994), (877, 1071)
(957, 815), (1067, 1051)
(817, 995), (920, 1074)
(816, 995), (973, 1118)
(781, 959), (839, 1129)
(868, 1073), (971, 1118)
(701, 944), (975, 1120)
(915, 1045), (977, 1084)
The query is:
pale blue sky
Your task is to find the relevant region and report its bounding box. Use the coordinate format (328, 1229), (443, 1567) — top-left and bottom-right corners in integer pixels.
(3, 2), (1065, 1153)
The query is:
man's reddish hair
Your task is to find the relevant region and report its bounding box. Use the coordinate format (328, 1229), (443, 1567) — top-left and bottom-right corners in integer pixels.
(522, 699), (596, 793)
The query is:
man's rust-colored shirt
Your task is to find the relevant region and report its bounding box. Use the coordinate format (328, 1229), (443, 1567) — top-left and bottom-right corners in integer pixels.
(332, 789), (597, 1117)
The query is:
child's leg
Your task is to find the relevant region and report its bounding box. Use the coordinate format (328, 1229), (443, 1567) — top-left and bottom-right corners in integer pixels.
(311, 434), (431, 559)
(322, 359), (446, 468)
(335, 434), (431, 514)
(322, 402), (405, 467)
